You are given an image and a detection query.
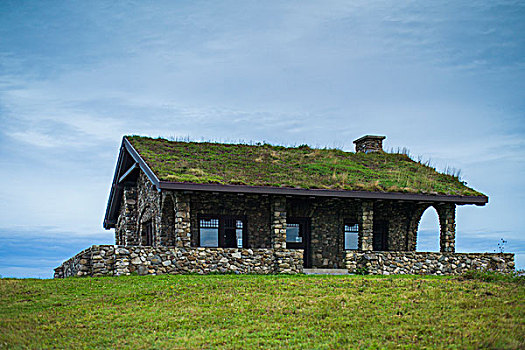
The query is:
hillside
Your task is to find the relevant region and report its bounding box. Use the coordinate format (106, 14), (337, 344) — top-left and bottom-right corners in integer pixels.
(1, 274), (523, 349)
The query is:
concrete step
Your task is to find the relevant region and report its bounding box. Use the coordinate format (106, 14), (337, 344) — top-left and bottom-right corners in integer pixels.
(303, 268), (349, 275)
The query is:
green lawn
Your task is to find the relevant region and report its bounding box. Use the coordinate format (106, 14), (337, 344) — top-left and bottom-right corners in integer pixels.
(1, 274), (523, 349)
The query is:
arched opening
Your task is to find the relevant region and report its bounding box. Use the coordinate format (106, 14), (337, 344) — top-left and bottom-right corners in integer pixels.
(160, 194), (175, 246)
(138, 206), (155, 246)
(140, 220), (154, 246)
(416, 206), (440, 252)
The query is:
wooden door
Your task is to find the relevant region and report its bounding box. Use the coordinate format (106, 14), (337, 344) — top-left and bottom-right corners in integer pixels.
(373, 220), (389, 251)
(286, 218), (311, 268)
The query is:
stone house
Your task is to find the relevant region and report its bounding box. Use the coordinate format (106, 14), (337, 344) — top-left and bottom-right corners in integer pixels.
(54, 135), (514, 277)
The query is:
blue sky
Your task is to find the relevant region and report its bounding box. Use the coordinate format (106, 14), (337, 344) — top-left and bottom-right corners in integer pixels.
(0, 1), (524, 278)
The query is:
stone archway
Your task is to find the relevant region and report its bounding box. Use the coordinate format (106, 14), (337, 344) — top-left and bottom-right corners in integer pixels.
(407, 203), (456, 253)
(160, 193), (175, 246)
(406, 204), (430, 251)
(415, 206), (440, 252)
(138, 205), (155, 246)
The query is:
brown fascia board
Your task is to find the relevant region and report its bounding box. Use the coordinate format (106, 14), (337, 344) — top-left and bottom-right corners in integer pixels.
(158, 181), (488, 205)
(104, 137), (488, 229)
(122, 137), (160, 187)
(103, 142), (127, 229)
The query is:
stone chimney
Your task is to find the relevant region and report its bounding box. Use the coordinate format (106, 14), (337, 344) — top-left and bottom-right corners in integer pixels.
(353, 135), (386, 153)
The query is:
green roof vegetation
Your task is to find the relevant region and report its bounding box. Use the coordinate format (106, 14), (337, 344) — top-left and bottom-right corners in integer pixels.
(127, 136), (485, 197)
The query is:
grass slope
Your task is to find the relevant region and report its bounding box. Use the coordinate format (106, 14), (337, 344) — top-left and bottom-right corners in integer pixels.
(127, 136), (484, 196)
(1, 275), (523, 349)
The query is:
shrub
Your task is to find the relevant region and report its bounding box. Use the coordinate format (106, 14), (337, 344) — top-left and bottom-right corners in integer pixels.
(355, 267), (369, 275)
(459, 269), (524, 285)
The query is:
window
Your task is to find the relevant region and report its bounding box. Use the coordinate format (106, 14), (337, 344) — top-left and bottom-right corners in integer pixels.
(142, 220), (154, 246)
(199, 218), (219, 247)
(286, 218), (311, 268)
(198, 216), (245, 248)
(235, 220), (243, 247)
(286, 223), (302, 243)
(344, 222), (359, 250)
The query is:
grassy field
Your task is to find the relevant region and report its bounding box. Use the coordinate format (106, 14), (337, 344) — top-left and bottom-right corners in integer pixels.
(1, 274), (523, 349)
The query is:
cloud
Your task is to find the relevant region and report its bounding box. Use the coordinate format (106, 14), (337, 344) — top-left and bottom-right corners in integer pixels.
(7, 130), (64, 148)
(0, 227), (112, 278)
(0, 1), (524, 277)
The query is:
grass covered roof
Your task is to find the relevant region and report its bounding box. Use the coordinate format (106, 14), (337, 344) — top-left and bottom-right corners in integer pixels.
(126, 136), (485, 197)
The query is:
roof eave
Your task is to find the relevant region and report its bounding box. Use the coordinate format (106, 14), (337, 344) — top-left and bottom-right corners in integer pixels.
(103, 137), (161, 229)
(158, 181), (488, 205)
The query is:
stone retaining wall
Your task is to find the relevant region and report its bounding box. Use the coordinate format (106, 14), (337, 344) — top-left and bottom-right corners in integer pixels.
(53, 247), (93, 278)
(346, 251), (515, 275)
(54, 245), (303, 278)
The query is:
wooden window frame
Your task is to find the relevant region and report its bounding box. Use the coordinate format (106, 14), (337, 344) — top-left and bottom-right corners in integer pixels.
(286, 217), (311, 268)
(344, 220), (359, 251)
(197, 214), (248, 248)
(141, 220), (154, 246)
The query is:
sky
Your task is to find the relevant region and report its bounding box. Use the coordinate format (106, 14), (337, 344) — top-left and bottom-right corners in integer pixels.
(0, 1), (524, 278)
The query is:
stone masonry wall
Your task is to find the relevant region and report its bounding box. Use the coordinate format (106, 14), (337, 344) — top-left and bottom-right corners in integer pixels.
(436, 203), (456, 253)
(116, 173), (161, 246)
(271, 196), (287, 250)
(346, 251), (515, 275)
(53, 247), (93, 278)
(110, 170), (465, 271)
(54, 245), (303, 278)
(190, 192), (272, 248)
(136, 173), (162, 245)
(115, 186), (138, 245)
(358, 200), (374, 251)
(374, 201), (424, 251)
(287, 197), (359, 269)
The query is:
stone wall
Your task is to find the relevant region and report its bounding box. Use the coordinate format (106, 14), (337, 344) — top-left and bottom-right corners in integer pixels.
(272, 196), (287, 250)
(115, 173), (160, 246)
(436, 203), (456, 253)
(190, 192), (272, 248)
(137, 173), (162, 245)
(115, 186), (138, 245)
(54, 245), (303, 278)
(288, 197), (360, 268)
(358, 200), (374, 251)
(53, 247), (94, 278)
(346, 251), (515, 275)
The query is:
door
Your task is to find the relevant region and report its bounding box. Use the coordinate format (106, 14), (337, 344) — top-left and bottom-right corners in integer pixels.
(286, 217), (311, 268)
(373, 220), (389, 251)
(217, 216), (246, 248)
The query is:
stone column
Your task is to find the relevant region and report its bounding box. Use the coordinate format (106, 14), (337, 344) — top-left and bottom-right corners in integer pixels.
(358, 200), (374, 251)
(122, 186), (138, 245)
(406, 204), (431, 251)
(437, 203), (456, 253)
(271, 196), (287, 250)
(174, 192), (192, 248)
